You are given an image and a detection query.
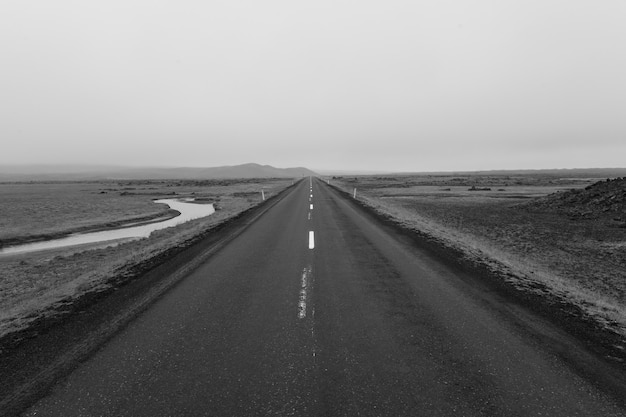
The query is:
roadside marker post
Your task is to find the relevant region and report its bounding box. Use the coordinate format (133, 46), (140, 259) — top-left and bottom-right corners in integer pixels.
(261, 189), (265, 201)
(353, 188), (357, 198)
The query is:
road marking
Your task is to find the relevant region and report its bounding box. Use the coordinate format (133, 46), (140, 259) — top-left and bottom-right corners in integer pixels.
(298, 266), (312, 319)
(310, 194), (313, 198)
(308, 212), (311, 220)
(310, 204), (313, 210)
(309, 231), (315, 249)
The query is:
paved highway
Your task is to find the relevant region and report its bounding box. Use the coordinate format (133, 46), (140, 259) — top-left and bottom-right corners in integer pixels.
(24, 178), (626, 416)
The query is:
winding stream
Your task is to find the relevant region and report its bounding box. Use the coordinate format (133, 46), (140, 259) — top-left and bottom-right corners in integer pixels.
(0, 199), (215, 256)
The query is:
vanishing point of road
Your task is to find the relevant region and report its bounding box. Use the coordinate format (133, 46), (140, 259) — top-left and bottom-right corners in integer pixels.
(22, 178), (626, 416)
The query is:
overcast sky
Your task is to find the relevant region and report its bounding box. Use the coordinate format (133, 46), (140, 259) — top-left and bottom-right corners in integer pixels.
(1, 1), (625, 172)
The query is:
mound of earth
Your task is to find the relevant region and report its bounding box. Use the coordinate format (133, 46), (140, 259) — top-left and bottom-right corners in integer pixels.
(523, 177), (626, 220)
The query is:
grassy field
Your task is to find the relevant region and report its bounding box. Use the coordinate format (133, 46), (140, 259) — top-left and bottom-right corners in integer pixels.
(0, 178), (293, 343)
(332, 174), (626, 342)
(0, 179), (283, 246)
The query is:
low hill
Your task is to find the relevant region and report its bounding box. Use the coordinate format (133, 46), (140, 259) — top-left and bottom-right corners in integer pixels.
(0, 163), (317, 181)
(170, 163), (316, 179)
(523, 177), (626, 220)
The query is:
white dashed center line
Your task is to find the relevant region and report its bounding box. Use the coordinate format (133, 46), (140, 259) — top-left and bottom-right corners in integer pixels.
(298, 266), (312, 319)
(299, 187), (315, 319)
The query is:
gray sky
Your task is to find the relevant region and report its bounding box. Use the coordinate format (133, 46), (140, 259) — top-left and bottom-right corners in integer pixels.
(2, 1), (625, 172)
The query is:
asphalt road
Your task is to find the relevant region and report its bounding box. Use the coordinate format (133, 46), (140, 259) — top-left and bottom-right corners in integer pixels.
(24, 178), (626, 416)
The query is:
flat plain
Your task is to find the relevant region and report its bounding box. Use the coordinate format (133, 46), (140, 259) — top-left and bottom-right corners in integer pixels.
(332, 174), (626, 354)
(0, 178), (292, 345)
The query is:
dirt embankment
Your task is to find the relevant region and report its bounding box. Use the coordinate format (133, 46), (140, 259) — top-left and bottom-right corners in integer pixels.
(523, 177), (626, 223)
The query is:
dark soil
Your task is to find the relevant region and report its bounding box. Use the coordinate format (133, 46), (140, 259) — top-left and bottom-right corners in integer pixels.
(523, 177), (626, 221)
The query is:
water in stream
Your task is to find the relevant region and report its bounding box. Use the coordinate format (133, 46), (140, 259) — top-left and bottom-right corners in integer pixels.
(0, 199), (215, 255)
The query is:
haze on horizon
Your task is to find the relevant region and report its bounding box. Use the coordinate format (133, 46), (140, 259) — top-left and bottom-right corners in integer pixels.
(1, 1), (625, 173)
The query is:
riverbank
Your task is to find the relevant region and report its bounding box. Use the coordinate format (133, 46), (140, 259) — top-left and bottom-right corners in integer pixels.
(0, 178), (276, 247)
(0, 181), (174, 247)
(0, 179), (293, 347)
(1, 199), (215, 256)
(0, 209), (182, 249)
(330, 174), (626, 363)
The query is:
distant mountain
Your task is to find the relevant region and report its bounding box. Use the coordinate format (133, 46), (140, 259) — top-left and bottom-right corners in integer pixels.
(0, 163), (317, 181)
(162, 163), (317, 179)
